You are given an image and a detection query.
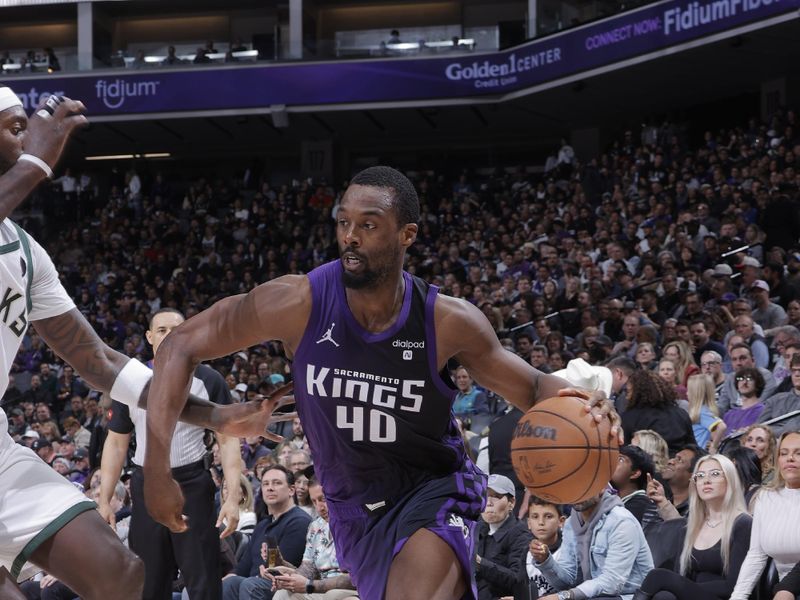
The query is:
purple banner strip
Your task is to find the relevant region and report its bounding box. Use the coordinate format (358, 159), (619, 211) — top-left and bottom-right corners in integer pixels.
(4, 0), (798, 116)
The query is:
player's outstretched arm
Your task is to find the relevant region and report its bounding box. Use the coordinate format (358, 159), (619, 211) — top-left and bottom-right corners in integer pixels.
(439, 296), (621, 439)
(33, 308), (226, 429)
(438, 296), (569, 412)
(143, 275), (309, 533)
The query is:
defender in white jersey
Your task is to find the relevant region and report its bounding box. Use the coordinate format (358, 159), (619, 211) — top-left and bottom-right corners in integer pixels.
(0, 87), (287, 600)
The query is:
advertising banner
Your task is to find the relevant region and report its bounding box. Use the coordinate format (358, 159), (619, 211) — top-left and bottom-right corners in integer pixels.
(4, 0), (798, 117)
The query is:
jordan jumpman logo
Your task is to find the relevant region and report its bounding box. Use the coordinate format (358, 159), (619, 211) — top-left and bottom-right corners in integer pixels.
(316, 322), (340, 347)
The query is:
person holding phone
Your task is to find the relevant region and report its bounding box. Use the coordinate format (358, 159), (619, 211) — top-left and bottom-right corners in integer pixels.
(263, 478), (358, 599)
(223, 465), (311, 600)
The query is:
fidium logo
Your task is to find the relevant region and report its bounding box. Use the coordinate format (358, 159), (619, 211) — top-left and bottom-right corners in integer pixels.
(95, 79), (161, 109)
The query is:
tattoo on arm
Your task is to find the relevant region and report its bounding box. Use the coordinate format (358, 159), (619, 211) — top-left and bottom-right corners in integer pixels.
(33, 310), (126, 393)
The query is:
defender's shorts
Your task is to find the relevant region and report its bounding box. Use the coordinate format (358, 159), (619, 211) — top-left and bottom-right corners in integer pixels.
(328, 466), (487, 600)
(0, 441), (95, 581)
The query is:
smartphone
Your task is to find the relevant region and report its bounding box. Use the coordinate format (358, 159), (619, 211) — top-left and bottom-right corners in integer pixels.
(267, 569), (282, 576)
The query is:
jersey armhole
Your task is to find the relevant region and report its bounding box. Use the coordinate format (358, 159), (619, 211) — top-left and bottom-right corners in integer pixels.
(424, 285), (457, 401)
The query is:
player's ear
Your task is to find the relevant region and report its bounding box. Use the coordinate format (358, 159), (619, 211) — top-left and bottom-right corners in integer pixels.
(401, 222), (418, 247)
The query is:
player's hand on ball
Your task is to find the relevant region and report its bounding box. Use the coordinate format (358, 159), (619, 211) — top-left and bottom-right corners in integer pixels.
(213, 381), (294, 440)
(143, 472), (188, 534)
(558, 387), (623, 445)
(530, 539), (550, 563)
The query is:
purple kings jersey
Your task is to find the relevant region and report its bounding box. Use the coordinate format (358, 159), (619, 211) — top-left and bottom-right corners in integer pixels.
(292, 260), (472, 504)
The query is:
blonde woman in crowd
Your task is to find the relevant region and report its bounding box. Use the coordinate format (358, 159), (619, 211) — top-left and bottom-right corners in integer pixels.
(741, 424), (777, 483)
(730, 431), (800, 599)
(632, 429), (671, 475)
(686, 374), (726, 451)
(663, 341), (700, 386)
(634, 454), (751, 600)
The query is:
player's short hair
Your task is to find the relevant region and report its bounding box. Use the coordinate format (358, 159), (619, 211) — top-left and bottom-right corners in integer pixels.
(149, 307), (185, 330)
(350, 166), (420, 226)
(528, 495), (564, 516)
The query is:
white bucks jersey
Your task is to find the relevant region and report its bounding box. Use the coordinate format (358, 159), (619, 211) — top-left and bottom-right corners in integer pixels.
(0, 220), (75, 451)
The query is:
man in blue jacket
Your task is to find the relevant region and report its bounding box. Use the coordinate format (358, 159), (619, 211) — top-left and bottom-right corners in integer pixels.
(223, 465), (312, 600)
(531, 488), (653, 600)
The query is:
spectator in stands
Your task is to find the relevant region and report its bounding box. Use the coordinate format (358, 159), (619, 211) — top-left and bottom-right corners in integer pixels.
(723, 367), (767, 436)
(266, 479), (357, 599)
(635, 342), (658, 370)
(650, 444), (705, 518)
(718, 344), (777, 416)
(700, 350), (726, 403)
(757, 353), (800, 436)
(658, 358), (686, 400)
(241, 435), (271, 470)
(740, 424), (777, 483)
(769, 329), (800, 384)
(635, 454), (751, 600)
(612, 445), (663, 530)
(622, 369), (695, 454)
(631, 429), (671, 475)
(663, 341), (700, 386)
(293, 470), (315, 519)
(223, 466), (312, 600)
(525, 496), (565, 598)
(61, 416), (91, 449)
(723, 446), (763, 507)
(162, 46), (182, 66)
(690, 320), (726, 366)
(733, 316), (770, 369)
(531, 487), (653, 599)
(452, 365), (490, 419)
(786, 300), (800, 330)
(221, 474), (257, 535)
(475, 474), (533, 600)
(729, 431), (800, 599)
(750, 279), (788, 330)
(686, 374), (725, 452)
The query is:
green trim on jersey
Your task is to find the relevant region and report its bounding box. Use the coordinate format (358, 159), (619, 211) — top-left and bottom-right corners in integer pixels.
(11, 222), (33, 313)
(0, 240), (20, 255)
(10, 501), (96, 579)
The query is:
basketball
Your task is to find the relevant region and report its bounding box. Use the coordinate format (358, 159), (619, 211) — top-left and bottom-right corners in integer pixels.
(511, 395), (619, 504)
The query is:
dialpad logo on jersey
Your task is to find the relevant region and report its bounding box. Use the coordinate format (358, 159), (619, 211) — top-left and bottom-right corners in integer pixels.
(448, 514), (470, 539)
(306, 364), (425, 443)
(95, 79), (161, 110)
(402, 350), (413, 361)
(392, 339), (425, 349)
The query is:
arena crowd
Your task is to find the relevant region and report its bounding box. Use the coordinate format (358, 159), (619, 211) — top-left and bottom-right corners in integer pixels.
(5, 106), (800, 599)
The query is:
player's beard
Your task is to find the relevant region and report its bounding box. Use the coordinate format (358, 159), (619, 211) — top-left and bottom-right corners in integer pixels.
(340, 244), (400, 290)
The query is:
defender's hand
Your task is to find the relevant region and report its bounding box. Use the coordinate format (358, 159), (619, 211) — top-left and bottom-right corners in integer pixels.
(213, 382), (295, 440)
(559, 387), (623, 445)
(24, 95), (88, 170)
(143, 472), (188, 534)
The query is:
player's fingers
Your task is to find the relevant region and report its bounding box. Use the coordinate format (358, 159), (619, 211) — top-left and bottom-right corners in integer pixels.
(52, 97), (86, 119)
(270, 411), (298, 423)
(262, 431), (284, 443)
(166, 514), (189, 534)
(559, 387), (591, 400)
(276, 395), (295, 409)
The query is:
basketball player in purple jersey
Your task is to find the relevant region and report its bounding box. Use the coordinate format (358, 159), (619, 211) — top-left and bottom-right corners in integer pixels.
(143, 167), (620, 600)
